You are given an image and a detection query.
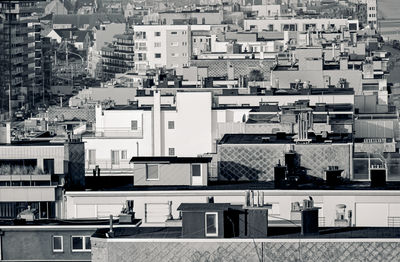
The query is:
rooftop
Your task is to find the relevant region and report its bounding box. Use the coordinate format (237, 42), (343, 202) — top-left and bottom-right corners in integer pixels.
(219, 133), (353, 144)
(92, 226), (400, 239)
(130, 156), (213, 164)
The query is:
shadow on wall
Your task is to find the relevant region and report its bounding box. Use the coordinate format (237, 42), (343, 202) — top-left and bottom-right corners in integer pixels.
(218, 161), (262, 181)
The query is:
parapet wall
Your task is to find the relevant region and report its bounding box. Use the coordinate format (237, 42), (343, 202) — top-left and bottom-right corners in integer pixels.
(91, 238), (400, 262)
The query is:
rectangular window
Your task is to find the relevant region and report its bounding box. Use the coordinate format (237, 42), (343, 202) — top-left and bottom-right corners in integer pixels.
(154, 31), (161, 36)
(146, 164), (159, 180)
(53, 236), (63, 252)
(170, 42), (179, 46)
(171, 53), (179, 57)
(168, 121), (174, 129)
(171, 31), (177, 35)
(192, 164), (201, 176)
(43, 159), (55, 175)
(154, 42), (161, 47)
(205, 212), (218, 237)
(131, 120), (138, 130)
(71, 236), (91, 252)
(168, 148), (175, 156)
(155, 53), (161, 58)
(121, 150), (127, 160)
(111, 150), (120, 165)
(88, 150), (96, 165)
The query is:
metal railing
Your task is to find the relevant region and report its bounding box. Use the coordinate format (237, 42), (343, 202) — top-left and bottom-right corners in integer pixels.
(388, 217), (400, 227)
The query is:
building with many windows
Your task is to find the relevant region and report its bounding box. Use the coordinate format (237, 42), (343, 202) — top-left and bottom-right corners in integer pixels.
(133, 25), (191, 72)
(101, 32), (134, 81)
(0, 0), (39, 119)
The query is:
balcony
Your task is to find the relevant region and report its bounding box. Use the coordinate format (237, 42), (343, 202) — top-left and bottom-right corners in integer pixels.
(85, 159), (133, 175)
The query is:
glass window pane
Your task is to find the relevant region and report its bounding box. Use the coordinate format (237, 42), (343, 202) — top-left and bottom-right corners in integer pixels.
(206, 214), (216, 234)
(192, 165), (201, 177)
(354, 159), (369, 180)
(146, 164), (158, 180)
(131, 120), (137, 130)
(72, 237), (83, 250)
(88, 150), (96, 165)
(85, 237), (91, 250)
(111, 151), (120, 165)
(53, 236), (62, 251)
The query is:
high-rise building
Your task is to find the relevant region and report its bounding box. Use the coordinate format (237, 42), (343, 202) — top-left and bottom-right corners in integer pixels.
(0, 0), (39, 120)
(101, 32), (135, 81)
(366, 0), (378, 29)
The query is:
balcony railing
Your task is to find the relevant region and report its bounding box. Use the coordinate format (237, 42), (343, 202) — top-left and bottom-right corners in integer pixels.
(85, 159), (133, 172)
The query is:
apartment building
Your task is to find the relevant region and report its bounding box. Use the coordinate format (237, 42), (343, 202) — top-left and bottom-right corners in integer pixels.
(365, 0), (378, 29)
(244, 18), (359, 32)
(83, 91), (212, 174)
(133, 25), (191, 72)
(0, 0), (38, 119)
(101, 33), (135, 81)
(0, 123), (85, 219)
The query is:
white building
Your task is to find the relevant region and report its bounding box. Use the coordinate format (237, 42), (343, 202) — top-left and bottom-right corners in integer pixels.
(83, 91), (212, 173)
(365, 0), (378, 29)
(244, 18), (359, 32)
(133, 25), (191, 72)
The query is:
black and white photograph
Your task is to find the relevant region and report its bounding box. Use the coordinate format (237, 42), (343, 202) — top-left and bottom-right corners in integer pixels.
(0, 0), (400, 261)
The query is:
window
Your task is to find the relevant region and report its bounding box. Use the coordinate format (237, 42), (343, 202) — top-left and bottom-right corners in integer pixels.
(182, 53), (187, 57)
(170, 42), (179, 46)
(53, 236), (63, 252)
(121, 150), (127, 160)
(171, 53), (179, 57)
(192, 164), (201, 177)
(168, 121), (175, 129)
(168, 148), (175, 156)
(205, 212), (218, 237)
(146, 164), (159, 180)
(43, 159), (54, 174)
(154, 42), (161, 47)
(131, 120), (138, 130)
(155, 53), (161, 58)
(171, 31), (177, 35)
(154, 31), (161, 36)
(111, 150), (120, 165)
(194, 38), (197, 43)
(71, 236), (91, 252)
(88, 150), (96, 165)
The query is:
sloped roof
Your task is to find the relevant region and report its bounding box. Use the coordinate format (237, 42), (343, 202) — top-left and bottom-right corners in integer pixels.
(53, 13), (125, 29)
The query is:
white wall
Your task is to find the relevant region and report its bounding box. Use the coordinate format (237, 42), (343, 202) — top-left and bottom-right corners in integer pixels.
(65, 190), (400, 227)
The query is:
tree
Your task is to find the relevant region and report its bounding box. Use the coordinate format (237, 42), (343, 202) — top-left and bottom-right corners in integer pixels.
(248, 69), (264, 81)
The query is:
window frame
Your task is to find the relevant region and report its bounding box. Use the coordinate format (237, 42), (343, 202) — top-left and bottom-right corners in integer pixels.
(131, 120), (138, 131)
(121, 150), (128, 160)
(168, 121), (175, 129)
(52, 235), (63, 253)
(191, 164), (202, 177)
(155, 53), (161, 59)
(111, 150), (120, 165)
(205, 212), (218, 237)
(146, 164), (159, 181)
(71, 236), (91, 252)
(168, 148), (175, 156)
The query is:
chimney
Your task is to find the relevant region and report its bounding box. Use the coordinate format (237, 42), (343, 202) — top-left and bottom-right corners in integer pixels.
(0, 122), (11, 144)
(107, 215), (115, 237)
(152, 91), (161, 155)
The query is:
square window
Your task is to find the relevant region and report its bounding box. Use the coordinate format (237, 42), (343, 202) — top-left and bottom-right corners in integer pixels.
(205, 212), (218, 236)
(146, 164), (159, 180)
(121, 150), (127, 160)
(155, 53), (161, 58)
(155, 31), (161, 36)
(53, 236), (63, 252)
(131, 120), (138, 130)
(192, 164), (201, 177)
(168, 121), (175, 129)
(168, 148), (175, 156)
(72, 236), (83, 251)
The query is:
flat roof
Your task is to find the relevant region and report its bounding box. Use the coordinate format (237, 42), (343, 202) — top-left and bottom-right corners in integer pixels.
(81, 181), (400, 192)
(177, 203), (232, 211)
(0, 218), (141, 227)
(130, 156), (212, 164)
(219, 133), (353, 144)
(92, 226), (400, 239)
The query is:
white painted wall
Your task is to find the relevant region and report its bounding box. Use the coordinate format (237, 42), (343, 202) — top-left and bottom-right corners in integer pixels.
(65, 190), (400, 227)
